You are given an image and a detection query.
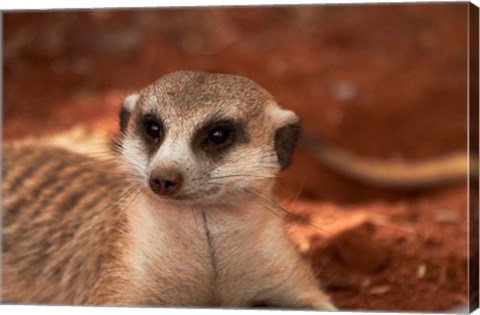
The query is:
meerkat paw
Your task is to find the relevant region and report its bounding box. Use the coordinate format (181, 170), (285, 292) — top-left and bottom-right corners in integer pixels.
(288, 291), (337, 311)
(255, 291), (337, 311)
(314, 300), (337, 311)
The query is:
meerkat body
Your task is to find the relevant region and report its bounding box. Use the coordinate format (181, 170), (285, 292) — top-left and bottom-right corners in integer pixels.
(2, 71), (335, 309)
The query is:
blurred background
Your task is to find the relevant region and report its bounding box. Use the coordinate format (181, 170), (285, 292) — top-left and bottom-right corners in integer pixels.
(3, 3), (474, 311)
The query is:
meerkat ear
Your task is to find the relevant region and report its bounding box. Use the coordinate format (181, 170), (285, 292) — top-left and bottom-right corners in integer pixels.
(119, 93), (140, 134)
(271, 107), (301, 170)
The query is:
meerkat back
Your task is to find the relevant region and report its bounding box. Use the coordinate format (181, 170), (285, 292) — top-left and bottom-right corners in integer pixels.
(2, 142), (131, 305)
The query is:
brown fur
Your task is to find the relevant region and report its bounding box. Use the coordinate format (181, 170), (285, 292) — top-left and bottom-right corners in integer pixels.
(2, 143), (131, 305)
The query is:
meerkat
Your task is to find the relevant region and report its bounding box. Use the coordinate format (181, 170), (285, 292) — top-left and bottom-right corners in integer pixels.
(2, 71), (336, 310)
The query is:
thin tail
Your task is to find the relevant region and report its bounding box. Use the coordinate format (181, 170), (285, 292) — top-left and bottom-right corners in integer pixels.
(300, 132), (478, 189)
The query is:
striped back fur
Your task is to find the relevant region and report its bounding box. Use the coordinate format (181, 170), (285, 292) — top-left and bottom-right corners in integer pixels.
(2, 142), (133, 305)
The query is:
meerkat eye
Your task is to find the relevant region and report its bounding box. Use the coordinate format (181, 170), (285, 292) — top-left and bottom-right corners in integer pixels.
(206, 126), (233, 145)
(144, 117), (162, 140)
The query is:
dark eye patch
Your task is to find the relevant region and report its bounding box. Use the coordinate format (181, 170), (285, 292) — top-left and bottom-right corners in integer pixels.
(135, 112), (165, 156)
(144, 116), (162, 140)
(204, 123), (234, 146)
(193, 118), (249, 161)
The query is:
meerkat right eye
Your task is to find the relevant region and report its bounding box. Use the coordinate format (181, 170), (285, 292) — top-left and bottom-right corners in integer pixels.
(203, 123), (234, 147)
(207, 126), (233, 145)
(144, 117), (162, 140)
(194, 119), (246, 155)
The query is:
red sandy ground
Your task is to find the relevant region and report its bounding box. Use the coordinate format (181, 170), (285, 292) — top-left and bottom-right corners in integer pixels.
(3, 4), (474, 311)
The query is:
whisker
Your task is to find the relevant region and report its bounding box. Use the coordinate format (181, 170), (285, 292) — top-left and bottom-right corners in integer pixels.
(284, 178), (306, 210)
(242, 189), (287, 222)
(209, 174), (276, 180)
(243, 188), (333, 235)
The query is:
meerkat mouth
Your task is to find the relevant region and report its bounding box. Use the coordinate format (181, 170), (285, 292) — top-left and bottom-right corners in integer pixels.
(143, 184), (225, 205)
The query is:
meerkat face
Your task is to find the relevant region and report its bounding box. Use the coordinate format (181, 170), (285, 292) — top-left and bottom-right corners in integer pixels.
(118, 71), (300, 206)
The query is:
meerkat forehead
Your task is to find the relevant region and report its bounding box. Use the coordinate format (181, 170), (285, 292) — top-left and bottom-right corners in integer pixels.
(136, 71), (275, 122)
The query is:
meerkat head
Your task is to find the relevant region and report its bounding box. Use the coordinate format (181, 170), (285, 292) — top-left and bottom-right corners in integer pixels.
(118, 71), (300, 205)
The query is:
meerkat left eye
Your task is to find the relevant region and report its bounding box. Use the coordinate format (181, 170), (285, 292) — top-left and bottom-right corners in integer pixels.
(206, 126), (233, 145)
(144, 118), (162, 140)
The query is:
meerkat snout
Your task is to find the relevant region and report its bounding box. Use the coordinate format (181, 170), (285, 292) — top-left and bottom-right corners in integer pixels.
(149, 168), (183, 196)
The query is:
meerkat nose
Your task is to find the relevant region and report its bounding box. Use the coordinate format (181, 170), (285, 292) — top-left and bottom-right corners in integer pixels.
(149, 169), (183, 196)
